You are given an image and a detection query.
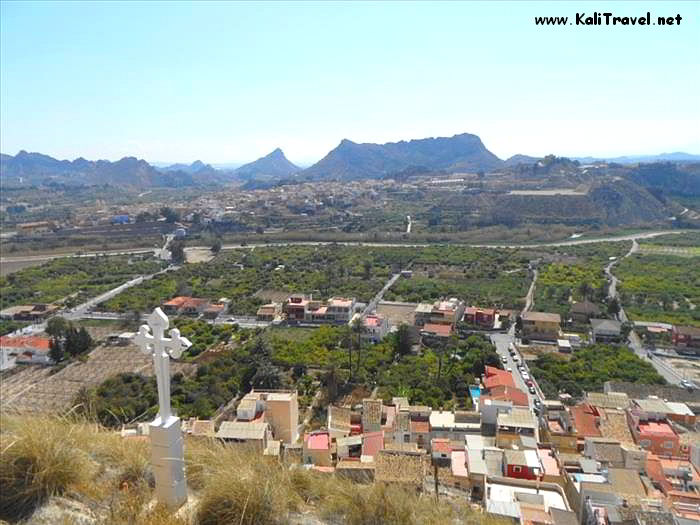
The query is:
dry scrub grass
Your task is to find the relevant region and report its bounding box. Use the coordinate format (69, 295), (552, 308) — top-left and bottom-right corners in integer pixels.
(1, 416), (507, 525)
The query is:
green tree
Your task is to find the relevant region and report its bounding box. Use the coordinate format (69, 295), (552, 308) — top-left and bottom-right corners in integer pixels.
(135, 211), (153, 223)
(363, 261), (372, 280)
(160, 207), (180, 223)
(578, 282), (592, 301)
(608, 297), (621, 317)
(352, 315), (364, 376)
(211, 238), (222, 255)
(170, 240), (185, 263)
(395, 324), (414, 358)
(45, 316), (68, 338)
(48, 337), (64, 364)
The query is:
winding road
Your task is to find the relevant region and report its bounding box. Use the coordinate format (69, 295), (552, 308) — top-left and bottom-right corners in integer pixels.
(603, 239), (689, 386)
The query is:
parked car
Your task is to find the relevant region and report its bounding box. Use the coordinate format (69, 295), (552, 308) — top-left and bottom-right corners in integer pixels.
(501, 356), (508, 363)
(529, 386), (536, 394)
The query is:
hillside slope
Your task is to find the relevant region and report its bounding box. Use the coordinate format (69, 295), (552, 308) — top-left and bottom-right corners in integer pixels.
(0, 415), (503, 525)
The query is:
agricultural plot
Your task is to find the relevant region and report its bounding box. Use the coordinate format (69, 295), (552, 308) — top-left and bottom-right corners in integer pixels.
(103, 245), (408, 315)
(637, 244), (700, 257)
(531, 241), (632, 317)
(640, 231), (700, 247)
(0, 344), (195, 416)
(615, 253), (700, 327)
(103, 244), (540, 315)
(0, 254), (165, 309)
(384, 247), (531, 308)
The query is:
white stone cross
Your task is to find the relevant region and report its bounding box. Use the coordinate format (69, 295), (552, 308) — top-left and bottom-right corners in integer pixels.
(135, 307), (191, 422)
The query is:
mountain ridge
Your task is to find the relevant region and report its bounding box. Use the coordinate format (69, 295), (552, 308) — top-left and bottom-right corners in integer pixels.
(301, 132), (503, 180)
(2, 135), (699, 188)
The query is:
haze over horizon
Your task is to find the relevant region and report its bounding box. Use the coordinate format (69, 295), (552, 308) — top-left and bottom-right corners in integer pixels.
(2, 1), (699, 165)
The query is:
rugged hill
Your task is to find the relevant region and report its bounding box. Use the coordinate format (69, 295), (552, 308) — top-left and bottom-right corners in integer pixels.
(302, 133), (503, 180)
(0, 151), (209, 188)
(234, 148), (300, 179)
(503, 154), (541, 167)
(621, 162), (700, 197)
(159, 159), (216, 174)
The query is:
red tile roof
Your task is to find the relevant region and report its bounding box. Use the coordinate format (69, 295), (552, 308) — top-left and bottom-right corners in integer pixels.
(483, 366), (516, 390)
(364, 315), (383, 327)
(487, 385), (529, 407)
(422, 323), (452, 338)
(410, 420), (430, 433)
(0, 335), (51, 352)
(639, 420), (676, 437)
(432, 438), (451, 454)
(163, 296), (189, 306)
(570, 403), (602, 438)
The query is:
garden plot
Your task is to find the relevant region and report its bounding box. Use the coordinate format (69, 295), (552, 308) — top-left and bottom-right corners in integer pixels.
(0, 344), (196, 415)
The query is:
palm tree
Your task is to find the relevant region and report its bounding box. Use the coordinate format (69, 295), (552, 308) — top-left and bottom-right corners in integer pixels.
(578, 282), (592, 301)
(351, 315), (364, 377)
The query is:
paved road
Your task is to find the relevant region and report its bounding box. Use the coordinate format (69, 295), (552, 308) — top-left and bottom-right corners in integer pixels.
(523, 269), (538, 312)
(6, 265), (177, 337)
(359, 272), (402, 321)
(603, 240), (687, 386)
(213, 230), (682, 251)
(490, 333), (541, 408)
(0, 230), (683, 267)
(604, 239), (639, 319)
(214, 316), (270, 329)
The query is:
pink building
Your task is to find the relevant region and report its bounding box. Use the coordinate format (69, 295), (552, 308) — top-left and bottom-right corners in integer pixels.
(464, 307), (496, 327)
(303, 431), (332, 466)
(629, 412), (685, 459)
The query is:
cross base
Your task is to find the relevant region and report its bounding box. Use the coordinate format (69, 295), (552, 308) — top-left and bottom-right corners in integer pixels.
(149, 416), (187, 510)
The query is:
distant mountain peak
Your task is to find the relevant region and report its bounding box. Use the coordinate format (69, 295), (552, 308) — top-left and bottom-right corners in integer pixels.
(234, 148), (300, 179)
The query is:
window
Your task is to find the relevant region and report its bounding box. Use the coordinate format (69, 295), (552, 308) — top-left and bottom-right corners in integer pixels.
(403, 434), (410, 443)
(513, 466), (521, 473)
(640, 439), (651, 448)
(664, 441), (674, 449)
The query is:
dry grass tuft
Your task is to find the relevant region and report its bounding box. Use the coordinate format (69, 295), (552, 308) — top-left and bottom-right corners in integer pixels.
(188, 440), (295, 525)
(0, 416), (94, 521)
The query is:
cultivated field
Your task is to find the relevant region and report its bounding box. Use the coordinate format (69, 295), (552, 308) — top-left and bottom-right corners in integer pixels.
(0, 343), (196, 416)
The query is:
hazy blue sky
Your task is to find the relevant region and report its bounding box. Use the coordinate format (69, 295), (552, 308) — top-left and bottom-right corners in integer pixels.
(1, 1), (698, 165)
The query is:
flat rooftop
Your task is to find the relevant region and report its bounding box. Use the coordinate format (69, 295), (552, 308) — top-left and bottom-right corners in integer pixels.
(486, 482), (568, 511)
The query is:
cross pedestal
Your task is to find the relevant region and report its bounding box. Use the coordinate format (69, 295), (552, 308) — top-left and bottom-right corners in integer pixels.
(150, 415), (187, 509)
(135, 308), (191, 510)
